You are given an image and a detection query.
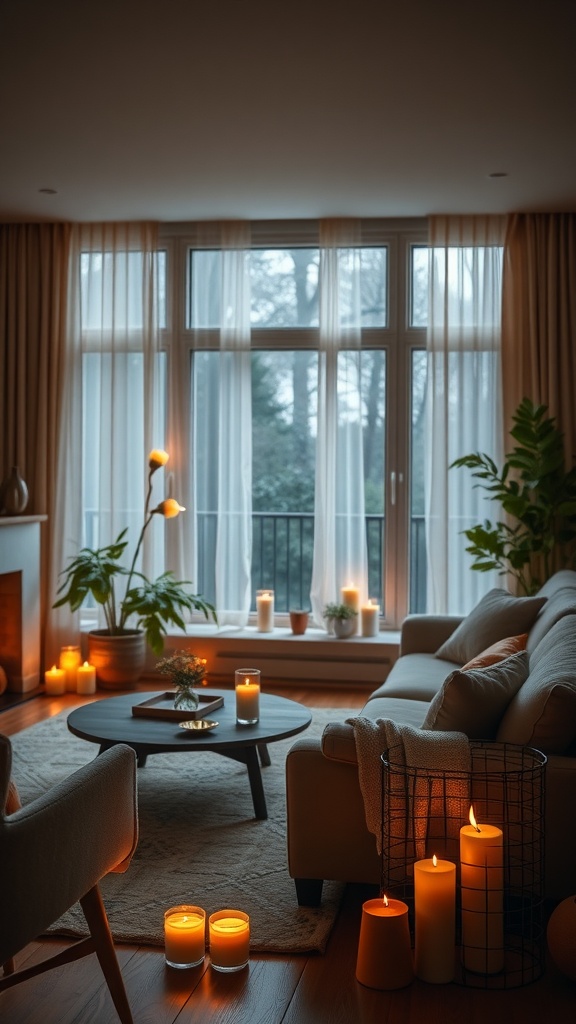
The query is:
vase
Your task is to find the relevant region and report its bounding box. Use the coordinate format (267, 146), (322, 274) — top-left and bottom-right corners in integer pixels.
(333, 617), (357, 639)
(174, 690), (200, 712)
(88, 629), (146, 689)
(2, 466), (29, 515)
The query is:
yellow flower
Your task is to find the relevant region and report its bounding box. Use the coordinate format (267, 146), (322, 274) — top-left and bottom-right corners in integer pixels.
(155, 498), (185, 519)
(148, 448), (169, 471)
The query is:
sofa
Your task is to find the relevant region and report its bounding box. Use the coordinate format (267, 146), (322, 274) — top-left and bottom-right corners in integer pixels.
(286, 569), (576, 906)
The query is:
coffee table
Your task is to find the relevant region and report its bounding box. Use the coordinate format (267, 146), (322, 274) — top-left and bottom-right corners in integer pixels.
(67, 690), (311, 820)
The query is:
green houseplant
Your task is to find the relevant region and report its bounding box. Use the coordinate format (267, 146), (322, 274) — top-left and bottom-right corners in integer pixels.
(322, 602), (358, 638)
(54, 448), (217, 686)
(451, 397), (576, 595)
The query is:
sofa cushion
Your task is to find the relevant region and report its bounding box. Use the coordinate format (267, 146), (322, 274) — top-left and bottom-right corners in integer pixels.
(322, 697), (430, 764)
(497, 615), (576, 754)
(371, 653), (457, 703)
(526, 581), (576, 653)
(421, 651), (529, 739)
(462, 633), (528, 670)
(435, 589), (546, 664)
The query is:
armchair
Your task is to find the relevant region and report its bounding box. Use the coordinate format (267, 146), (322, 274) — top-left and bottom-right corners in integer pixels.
(0, 733), (138, 1024)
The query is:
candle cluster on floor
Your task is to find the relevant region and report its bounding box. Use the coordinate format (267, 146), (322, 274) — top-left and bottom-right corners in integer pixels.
(164, 905), (250, 972)
(44, 646), (97, 695)
(357, 805), (505, 989)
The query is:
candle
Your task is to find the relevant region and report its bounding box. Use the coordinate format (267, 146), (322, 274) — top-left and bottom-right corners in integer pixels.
(44, 665), (66, 695)
(209, 909), (250, 972)
(361, 599), (380, 637)
(341, 582), (360, 613)
(59, 645), (82, 692)
(235, 668), (260, 725)
(76, 661), (97, 695)
(460, 806), (504, 974)
(355, 895), (414, 990)
(414, 854), (456, 983)
(256, 589), (274, 632)
(164, 905), (206, 968)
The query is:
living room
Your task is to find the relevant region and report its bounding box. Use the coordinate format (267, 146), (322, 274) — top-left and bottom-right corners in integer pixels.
(1, 0), (576, 1021)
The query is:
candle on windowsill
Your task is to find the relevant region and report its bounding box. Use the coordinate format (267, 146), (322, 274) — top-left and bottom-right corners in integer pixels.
(414, 854), (456, 983)
(256, 589), (274, 632)
(59, 645), (82, 692)
(235, 668), (260, 725)
(164, 905), (206, 968)
(209, 909), (250, 972)
(44, 665), (66, 695)
(76, 661), (97, 695)
(341, 582), (360, 614)
(361, 599), (380, 637)
(355, 894), (413, 990)
(460, 805), (504, 974)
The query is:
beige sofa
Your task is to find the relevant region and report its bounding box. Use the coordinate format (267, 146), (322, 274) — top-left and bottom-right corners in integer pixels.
(286, 569), (576, 905)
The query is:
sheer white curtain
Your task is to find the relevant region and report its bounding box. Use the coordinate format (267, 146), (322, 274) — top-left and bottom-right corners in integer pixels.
(48, 222), (163, 663)
(215, 223), (253, 626)
(425, 216), (505, 615)
(310, 219), (368, 626)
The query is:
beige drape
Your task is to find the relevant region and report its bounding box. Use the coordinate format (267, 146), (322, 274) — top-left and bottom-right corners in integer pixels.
(0, 223), (72, 668)
(502, 213), (576, 461)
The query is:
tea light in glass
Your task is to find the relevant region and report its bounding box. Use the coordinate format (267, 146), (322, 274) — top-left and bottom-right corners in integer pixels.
(164, 905), (206, 968)
(235, 668), (260, 725)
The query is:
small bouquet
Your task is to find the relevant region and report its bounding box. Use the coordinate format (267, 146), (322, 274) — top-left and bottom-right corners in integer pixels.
(156, 650), (207, 710)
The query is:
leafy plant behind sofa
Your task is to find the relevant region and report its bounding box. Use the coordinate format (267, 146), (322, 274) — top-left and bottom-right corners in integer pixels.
(451, 397), (576, 595)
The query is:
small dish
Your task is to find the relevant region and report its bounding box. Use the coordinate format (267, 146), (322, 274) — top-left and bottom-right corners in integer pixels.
(179, 719), (218, 732)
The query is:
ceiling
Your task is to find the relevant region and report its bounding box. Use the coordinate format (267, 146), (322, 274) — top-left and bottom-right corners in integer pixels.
(1, 0), (575, 223)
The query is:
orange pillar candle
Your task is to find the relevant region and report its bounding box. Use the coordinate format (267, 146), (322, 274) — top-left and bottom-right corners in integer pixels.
(164, 905), (206, 968)
(355, 895), (414, 990)
(76, 661), (97, 694)
(59, 645), (82, 692)
(209, 909), (250, 972)
(341, 582), (360, 613)
(44, 665), (66, 695)
(460, 806), (504, 974)
(414, 854), (456, 983)
(235, 668), (260, 725)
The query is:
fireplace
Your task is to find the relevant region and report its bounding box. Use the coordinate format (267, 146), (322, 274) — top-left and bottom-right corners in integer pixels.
(0, 516), (46, 692)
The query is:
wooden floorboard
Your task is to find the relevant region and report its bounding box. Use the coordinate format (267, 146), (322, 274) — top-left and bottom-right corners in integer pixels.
(2, 682), (576, 1023)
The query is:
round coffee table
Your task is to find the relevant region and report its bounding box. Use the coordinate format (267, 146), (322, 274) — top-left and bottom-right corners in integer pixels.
(67, 690), (311, 820)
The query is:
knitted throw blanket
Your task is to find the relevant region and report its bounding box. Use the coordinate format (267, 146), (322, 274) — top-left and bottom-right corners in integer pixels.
(347, 717), (471, 877)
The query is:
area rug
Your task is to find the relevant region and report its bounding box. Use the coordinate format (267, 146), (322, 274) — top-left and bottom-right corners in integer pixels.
(8, 706), (358, 954)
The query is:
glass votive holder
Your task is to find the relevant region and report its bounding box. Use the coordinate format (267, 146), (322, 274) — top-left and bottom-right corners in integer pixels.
(209, 909), (250, 972)
(164, 905), (206, 969)
(235, 668), (260, 725)
(256, 589), (274, 632)
(59, 645), (82, 692)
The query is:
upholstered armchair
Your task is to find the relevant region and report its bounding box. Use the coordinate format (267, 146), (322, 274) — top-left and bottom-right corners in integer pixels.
(0, 733), (138, 1024)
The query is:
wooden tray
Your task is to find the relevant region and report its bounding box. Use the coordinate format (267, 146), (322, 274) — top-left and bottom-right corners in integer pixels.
(132, 691), (225, 722)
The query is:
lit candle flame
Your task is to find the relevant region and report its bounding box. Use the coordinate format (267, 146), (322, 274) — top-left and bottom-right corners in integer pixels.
(469, 805), (481, 832)
(383, 894), (389, 907)
(432, 853), (437, 867)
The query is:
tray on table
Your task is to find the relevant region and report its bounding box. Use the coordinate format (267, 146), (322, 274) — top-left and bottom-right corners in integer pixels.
(131, 691), (225, 722)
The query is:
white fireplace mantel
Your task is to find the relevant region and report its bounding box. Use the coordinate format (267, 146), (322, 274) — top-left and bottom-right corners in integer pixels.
(0, 515), (46, 692)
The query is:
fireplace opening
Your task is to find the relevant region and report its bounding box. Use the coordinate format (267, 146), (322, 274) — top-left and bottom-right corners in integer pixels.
(0, 570), (23, 690)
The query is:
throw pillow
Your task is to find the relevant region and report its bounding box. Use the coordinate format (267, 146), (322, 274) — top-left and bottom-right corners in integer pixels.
(421, 650), (529, 739)
(435, 589), (546, 665)
(461, 633), (528, 671)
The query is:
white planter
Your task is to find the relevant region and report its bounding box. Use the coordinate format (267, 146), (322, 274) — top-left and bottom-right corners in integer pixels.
(333, 617), (357, 639)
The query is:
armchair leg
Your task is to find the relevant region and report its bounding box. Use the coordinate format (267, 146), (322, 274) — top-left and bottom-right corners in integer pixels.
(295, 878), (323, 907)
(80, 885), (134, 1024)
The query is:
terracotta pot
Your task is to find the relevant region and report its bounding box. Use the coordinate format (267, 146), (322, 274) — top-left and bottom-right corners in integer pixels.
(88, 629), (146, 689)
(289, 610), (309, 635)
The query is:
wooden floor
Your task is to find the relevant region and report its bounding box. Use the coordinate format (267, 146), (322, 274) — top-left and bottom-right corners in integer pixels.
(2, 681), (576, 1024)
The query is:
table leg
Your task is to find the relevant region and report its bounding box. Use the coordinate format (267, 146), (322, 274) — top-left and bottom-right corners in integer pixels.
(258, 743), (271, 767)
(219, 746), (268, 819)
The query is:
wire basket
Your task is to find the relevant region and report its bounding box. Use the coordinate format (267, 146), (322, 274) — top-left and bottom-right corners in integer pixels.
(380, 741), (546, 988)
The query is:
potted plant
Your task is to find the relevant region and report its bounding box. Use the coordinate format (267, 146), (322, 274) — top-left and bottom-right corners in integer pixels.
(54, 448), (217, 688)
(322, 602), (358, 638)
(156, 649), (207, 710)
(451, 397), (576, 595)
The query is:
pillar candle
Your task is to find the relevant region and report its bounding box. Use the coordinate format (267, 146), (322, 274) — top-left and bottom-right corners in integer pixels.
(209, 909), (250, 972)
(256, 590), (274, 632)
(341, 583), (360, 613)
(414, 854), (456, 983)
(59, 645), (82, 692)
(460, 807), (504, 974)
(235, 668), (260, 725)
(44, 665), (66, 695)
(361, 599), (380, 637)
(76, 661), (97, 695)
(164, 905), (206, 968)
(355, 896), (414, 990)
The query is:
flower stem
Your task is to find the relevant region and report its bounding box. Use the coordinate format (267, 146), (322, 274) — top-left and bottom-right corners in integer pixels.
(118, 468), (155, 632)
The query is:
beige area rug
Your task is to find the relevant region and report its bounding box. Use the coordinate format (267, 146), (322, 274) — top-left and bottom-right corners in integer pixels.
(9, 706), (357, 954)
